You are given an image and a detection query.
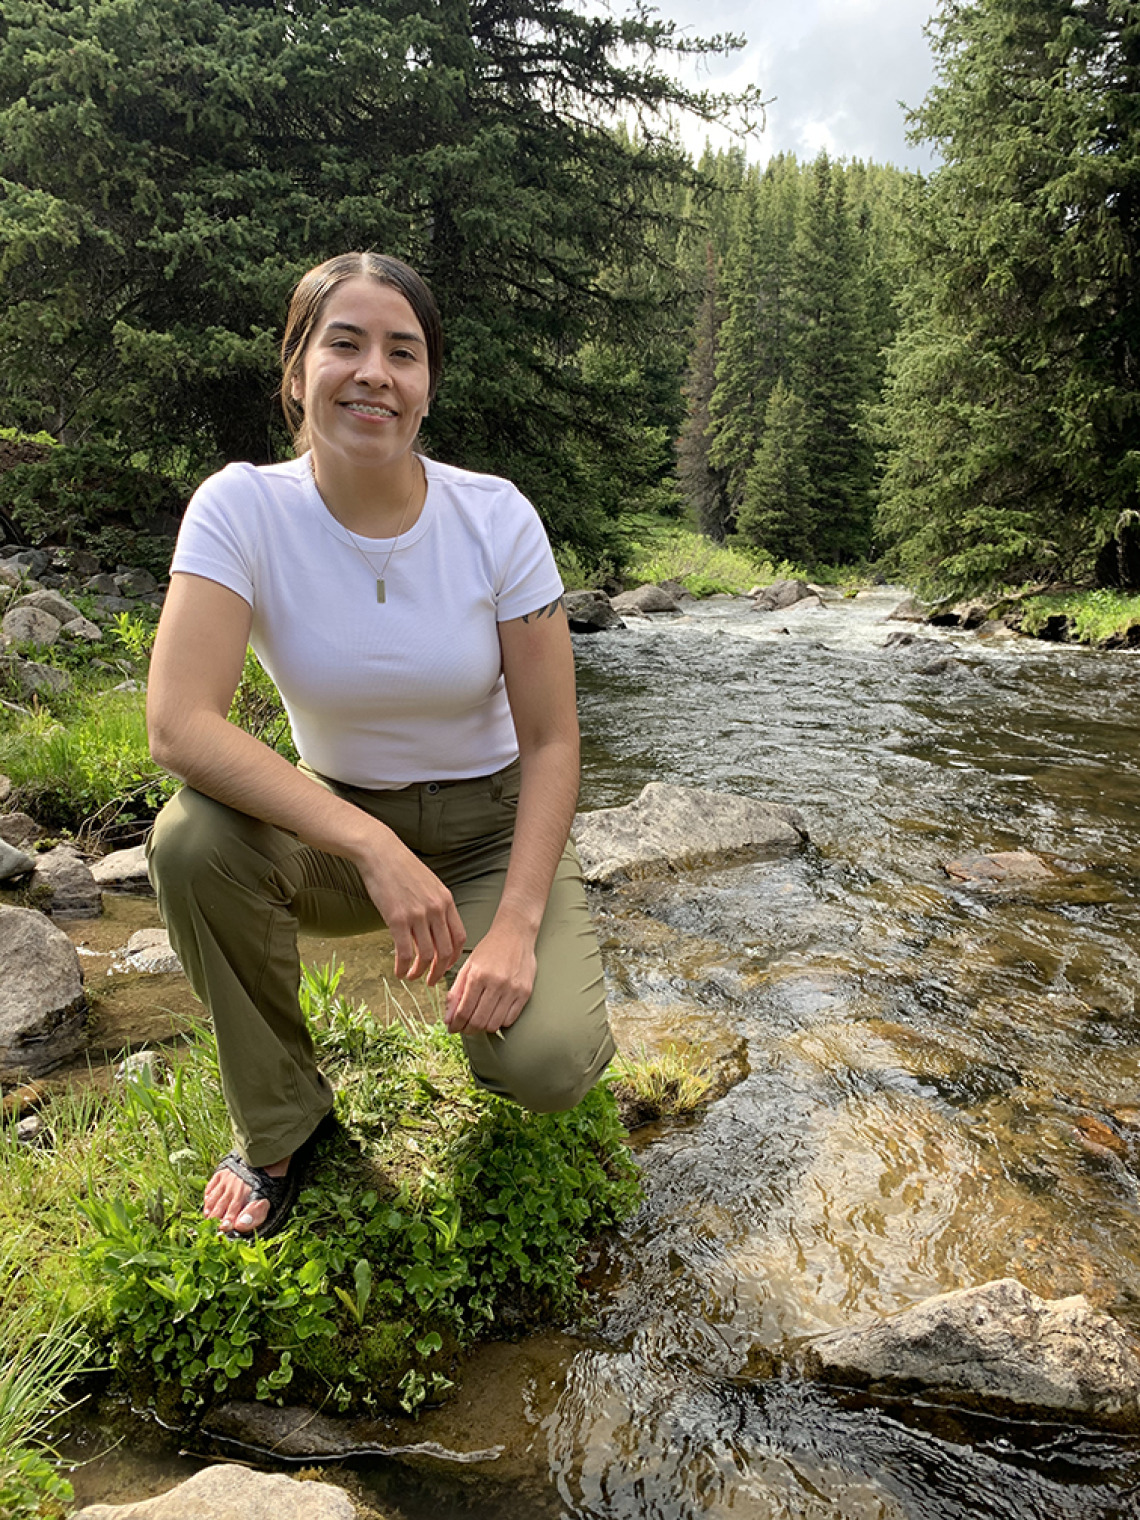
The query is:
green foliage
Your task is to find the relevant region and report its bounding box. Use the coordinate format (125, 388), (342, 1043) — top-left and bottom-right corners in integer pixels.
(75, 969), (641, 1419)
(611, 1045), (714, 1123)
(737, 380), (814, 562)
(0, 691), (175, 842)
(876, 0), (1140, 596)
(1019, 588), (1140, 646)
(0, 442), (182, 575)
(623, 523), (770, 595)
(228, 647), (297, 763)
(0, 0), (759, 560)
(0, 1236), (90, 1520)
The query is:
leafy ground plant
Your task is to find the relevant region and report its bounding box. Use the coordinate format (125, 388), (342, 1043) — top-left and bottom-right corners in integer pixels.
(623, 523), (772, 596)
(75, 968), (641, 1422)
(0, 1234), (94, 1520)
(1019, 589), (1140, 646)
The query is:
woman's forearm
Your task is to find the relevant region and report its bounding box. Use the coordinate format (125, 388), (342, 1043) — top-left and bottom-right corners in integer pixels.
(492, 734), (580, 941)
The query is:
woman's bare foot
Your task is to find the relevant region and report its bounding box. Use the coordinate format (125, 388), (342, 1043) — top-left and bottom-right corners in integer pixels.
(203, 1153), (292, 1234)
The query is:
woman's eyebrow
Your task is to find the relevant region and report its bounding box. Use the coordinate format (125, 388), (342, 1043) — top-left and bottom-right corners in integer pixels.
(323, 320), (424, 343)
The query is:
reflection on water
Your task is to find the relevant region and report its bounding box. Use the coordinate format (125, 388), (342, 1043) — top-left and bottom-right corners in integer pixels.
(68, 591), (1140, 1516)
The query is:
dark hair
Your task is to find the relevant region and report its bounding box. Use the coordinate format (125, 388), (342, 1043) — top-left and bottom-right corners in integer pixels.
(280, 253), (443, 450)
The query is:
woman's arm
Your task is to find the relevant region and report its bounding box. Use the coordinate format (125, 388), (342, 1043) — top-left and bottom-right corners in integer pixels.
(147, 572), (465, 982)
(445, 597), (579, 1034)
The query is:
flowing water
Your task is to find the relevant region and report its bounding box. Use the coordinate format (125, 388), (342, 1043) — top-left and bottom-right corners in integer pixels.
(65, 590), (1140, 1516)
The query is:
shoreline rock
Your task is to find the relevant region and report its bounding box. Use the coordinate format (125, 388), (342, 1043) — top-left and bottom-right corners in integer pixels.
(0, 905), (88, 1080)
(573, 783), (808, 886)
(803, 1278), (1140, 1431)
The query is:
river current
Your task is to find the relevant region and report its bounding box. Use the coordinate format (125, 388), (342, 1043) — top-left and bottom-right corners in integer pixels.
(68, 588), (1140, 1517)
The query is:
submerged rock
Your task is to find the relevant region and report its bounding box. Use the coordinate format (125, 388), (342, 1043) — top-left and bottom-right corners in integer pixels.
(122, 927), (181, 973)
(70, 1463), (359, 1519)
(804, 1278), (1140, 1430)
(944, 851), (1062, 884)
(886, 596), (927, 622)
(205, 1400), (504, 1466)
(573, 783), (808, 885)
(0, 905), (87, 1080)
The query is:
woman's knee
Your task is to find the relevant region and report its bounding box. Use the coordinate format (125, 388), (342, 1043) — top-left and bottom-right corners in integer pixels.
(147, 788), (261, 898)
(466, 1023), (615, 1114)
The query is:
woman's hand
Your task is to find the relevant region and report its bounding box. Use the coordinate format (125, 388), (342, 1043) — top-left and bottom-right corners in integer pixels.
(355, 834), (466, 986)
(444, 922), (537, 1034)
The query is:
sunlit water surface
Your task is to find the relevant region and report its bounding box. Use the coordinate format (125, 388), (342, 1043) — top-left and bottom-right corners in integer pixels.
(68, 591), (1140, 1518)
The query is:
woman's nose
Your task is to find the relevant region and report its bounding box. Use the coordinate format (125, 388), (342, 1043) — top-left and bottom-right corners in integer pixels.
(355, 349), (391, 387)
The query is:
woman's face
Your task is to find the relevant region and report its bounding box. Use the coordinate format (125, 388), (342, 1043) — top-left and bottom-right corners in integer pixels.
(291, 276), (432, 473)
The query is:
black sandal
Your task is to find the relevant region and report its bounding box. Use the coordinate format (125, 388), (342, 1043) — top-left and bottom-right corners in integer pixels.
(213, 1116), (332, 1242)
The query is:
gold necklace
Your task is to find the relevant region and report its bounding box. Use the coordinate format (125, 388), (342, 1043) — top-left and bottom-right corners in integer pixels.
(316, 457), (424, 604)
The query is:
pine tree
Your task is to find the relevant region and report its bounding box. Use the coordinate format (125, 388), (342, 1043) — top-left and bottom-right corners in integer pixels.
(676, 243), (730, 537)
(737, 379), (813, 561)
(877, 0), (1140, 594)
(0, 0), (759, 558)
(787, 154), (876, 563)
(707, 156), (800, 516)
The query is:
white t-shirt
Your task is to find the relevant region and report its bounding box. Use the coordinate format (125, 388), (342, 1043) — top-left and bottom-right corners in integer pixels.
(170, 453), (563, 788)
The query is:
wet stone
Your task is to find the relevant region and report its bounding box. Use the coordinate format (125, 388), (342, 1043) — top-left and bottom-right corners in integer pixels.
(34, 844), (102, 918)
(944, 851), (1062, 884)
(123, 928), (181, 974)
(91, 844), (153, 894)
(70, 1463), (359, 1519)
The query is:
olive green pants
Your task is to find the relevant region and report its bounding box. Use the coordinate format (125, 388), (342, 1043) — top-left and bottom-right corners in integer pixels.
(146, 761), (613, 1167)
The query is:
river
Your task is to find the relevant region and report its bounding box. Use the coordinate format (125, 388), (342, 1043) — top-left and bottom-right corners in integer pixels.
(67, 589), (1140, 1517)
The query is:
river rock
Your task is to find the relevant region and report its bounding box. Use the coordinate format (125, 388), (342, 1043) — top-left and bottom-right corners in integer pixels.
(61, 615), (104, 643)
(2, 548), (50, 578)
(752, 579), (815, 612)
(2, 604), (61, 648)
(83, 573), (120, 596)
(14, 587), (84, 624)
(0, 905), (87, 1079)
(564, 589), (625, 632)
(805, 1278), (1140, 1430)
(123, 927), (181, 973)
(944, 851), (1061, 884)
(573, 783), (808, 885)
(0, 811), (42, 849)
(70, 1464), (359, 1520)
(33, 844), (102, 917)
(2, 654), (71, 696)
(91, 844), (154, 893)
(886, 596), (927, 622)
(611, 583), (681, 614)
(205, 1401), (505, 1466)
(0, 837), (35, 881)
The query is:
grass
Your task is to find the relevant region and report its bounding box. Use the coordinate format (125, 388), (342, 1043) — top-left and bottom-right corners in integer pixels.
(0, 962), (642, 1486)
(1019, 588), (1140, 646)
(0, 1235), (94, 1519)
(610, 1044), (714, 1127)
(622, 523), (776, 597)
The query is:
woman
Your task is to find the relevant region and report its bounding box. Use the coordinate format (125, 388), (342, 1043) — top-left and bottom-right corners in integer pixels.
(146, 252), (614, 1240)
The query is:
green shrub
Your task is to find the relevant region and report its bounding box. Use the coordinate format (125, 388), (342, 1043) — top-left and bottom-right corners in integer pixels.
(0, 441), (183, 576)
(1020, 588), (1140, 645)
(622, 524), (772, 596)
(77, 970), (641, 1419)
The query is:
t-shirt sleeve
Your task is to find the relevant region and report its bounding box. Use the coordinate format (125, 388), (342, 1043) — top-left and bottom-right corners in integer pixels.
(492, 487), (565, 622)
(169, 465), (257, 606)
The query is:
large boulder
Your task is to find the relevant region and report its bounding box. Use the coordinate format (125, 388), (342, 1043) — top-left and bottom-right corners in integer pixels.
(573, 783), (808, 885)
(564, 589), (625, 633)
(610, 583), (681, 615)
(70, 1464), (359, 1520)
(804, 1278), (1140, 1430)
(0, 905), (88, 1079)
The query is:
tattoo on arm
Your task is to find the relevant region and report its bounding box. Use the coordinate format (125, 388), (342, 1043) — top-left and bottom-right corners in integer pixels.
(520, 596), (565, 624)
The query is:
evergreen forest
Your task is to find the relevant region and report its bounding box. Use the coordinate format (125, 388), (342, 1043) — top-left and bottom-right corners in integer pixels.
(0, 0), (1137, 597)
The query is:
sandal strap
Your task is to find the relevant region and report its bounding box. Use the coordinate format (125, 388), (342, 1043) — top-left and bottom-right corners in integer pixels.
(213, 1150), (290, 1208)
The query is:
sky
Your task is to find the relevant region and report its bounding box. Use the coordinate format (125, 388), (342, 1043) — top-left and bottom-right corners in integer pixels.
(632, 0), (944, 171)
